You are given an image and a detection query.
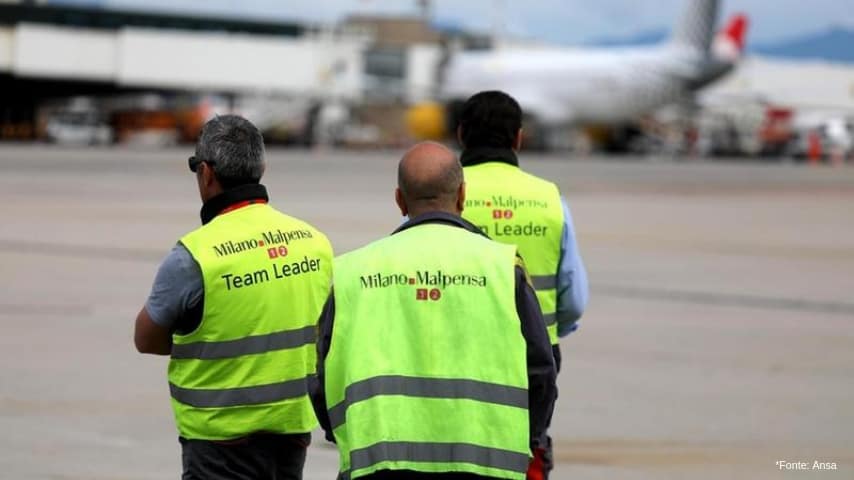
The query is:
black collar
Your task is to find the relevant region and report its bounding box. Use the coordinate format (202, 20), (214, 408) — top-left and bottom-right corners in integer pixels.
(200, 184), (269, 225)
(393, 211), (488, 238)
(460, 147), (519, 168)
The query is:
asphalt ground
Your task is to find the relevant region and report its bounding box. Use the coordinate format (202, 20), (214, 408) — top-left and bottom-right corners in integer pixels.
(1, 145), (852, 479)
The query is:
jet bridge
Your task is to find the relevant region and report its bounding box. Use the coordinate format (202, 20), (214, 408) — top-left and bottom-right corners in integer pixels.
(0, 4), (366, 97)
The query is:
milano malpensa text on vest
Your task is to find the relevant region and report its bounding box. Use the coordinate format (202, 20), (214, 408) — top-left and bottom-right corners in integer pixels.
(211, 227), (323, 291)
(465, 195), (551, 238)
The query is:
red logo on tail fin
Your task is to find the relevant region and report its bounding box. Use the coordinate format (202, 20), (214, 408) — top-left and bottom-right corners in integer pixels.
(722, 14), (748, 51)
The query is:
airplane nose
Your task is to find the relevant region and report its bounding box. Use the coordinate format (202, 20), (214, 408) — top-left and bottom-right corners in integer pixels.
(405, 101), (447, 140)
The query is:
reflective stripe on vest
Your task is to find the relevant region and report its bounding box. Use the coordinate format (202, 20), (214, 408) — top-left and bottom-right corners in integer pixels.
(170, 326), (316, 360)
(327, 375), (528, 429)
(327, 224), (530, 480)
(169, 375), (313, 408)
(173, 203), (333, 440)
(462, 163), (563, 344)
(530, 275), (556, 290)
(339, 442), (531, 480)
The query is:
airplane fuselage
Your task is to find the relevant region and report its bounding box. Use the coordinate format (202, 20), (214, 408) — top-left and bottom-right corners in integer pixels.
(442, 45), (708, 125)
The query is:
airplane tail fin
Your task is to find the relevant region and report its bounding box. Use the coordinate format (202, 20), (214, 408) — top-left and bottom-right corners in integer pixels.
(670, 0), (720, 51)
(713, 13), (749, 60)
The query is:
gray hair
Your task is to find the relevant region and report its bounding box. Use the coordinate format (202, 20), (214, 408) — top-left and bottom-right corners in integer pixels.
(195, 115), (265, 188)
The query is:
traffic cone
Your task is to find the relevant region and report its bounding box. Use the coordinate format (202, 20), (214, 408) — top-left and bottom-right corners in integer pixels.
(807, 131), (822, 165)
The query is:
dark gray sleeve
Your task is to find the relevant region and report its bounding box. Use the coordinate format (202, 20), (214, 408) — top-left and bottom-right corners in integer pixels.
(515, 265), (558, 451)
(144, 244), (203, 330)
(309, 291), (336, 443)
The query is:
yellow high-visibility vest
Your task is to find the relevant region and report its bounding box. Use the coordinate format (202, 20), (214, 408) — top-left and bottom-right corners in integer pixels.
(172, 203), (333, 440)
(327, 223), (530, 480)
(463, 162), (563, 344)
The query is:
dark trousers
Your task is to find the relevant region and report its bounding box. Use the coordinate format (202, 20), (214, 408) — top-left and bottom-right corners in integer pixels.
(535, 344), (562, 480)
(180, 433), (310, 480)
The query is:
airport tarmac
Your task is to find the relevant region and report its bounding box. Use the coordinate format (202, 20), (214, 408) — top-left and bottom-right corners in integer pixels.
(1, 145), (852, 480)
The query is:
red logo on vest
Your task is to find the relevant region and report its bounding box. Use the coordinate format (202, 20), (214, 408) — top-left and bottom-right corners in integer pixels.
(493, 209), (513, 219)
(267, 246), (289, 259)
(416, 288), (442, 301)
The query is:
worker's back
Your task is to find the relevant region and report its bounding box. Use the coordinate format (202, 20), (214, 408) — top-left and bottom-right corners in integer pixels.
(172, 203), (333, 440)
(326, 222), (531, 480)
(462, 162), (563, 343)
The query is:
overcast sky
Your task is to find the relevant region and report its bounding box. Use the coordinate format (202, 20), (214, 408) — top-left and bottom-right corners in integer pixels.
(56, 0), (854, 44)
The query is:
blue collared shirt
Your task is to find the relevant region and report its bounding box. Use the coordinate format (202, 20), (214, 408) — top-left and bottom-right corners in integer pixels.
(556, 196), (589, 337)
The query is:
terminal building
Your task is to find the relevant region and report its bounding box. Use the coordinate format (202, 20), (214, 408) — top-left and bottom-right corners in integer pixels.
(0, 1), (472, 143)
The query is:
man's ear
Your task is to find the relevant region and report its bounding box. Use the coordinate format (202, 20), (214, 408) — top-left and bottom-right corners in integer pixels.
(456, 182), (466, 214)
(395, 188), (408, 217)
(456, 125), (465, 149)
(197, 162), (224, 202)
(513, 128), (523, 151)
(201, 162), (218, 188)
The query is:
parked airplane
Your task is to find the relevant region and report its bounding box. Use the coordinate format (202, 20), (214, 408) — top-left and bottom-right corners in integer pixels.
(407, 0), (748, 149)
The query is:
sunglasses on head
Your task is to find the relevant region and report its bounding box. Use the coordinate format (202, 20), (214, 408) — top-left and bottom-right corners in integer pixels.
(188, 156), (215, 173)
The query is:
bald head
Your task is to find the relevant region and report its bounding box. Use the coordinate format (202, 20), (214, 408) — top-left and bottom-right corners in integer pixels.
(396, 142), (464, 218)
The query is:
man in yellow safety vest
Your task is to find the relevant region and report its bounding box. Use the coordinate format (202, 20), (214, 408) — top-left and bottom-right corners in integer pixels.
(457, 91), (590, 479)
(134, 115), (333, 479)
(310, 141), (557, 480)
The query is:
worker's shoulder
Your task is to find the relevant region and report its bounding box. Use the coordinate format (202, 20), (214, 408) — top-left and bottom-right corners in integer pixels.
(334, 231), (399, 266)
(267, 207), (332, 246)
(160, 242), (199, 274)
(466, 161), (560, 190)
(336, 223), (508, 261)
(332, 246), (369, 274)
(270, 207), (326, 238)
(515, 167), (560, 191)
(436, 223), (519, 259)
